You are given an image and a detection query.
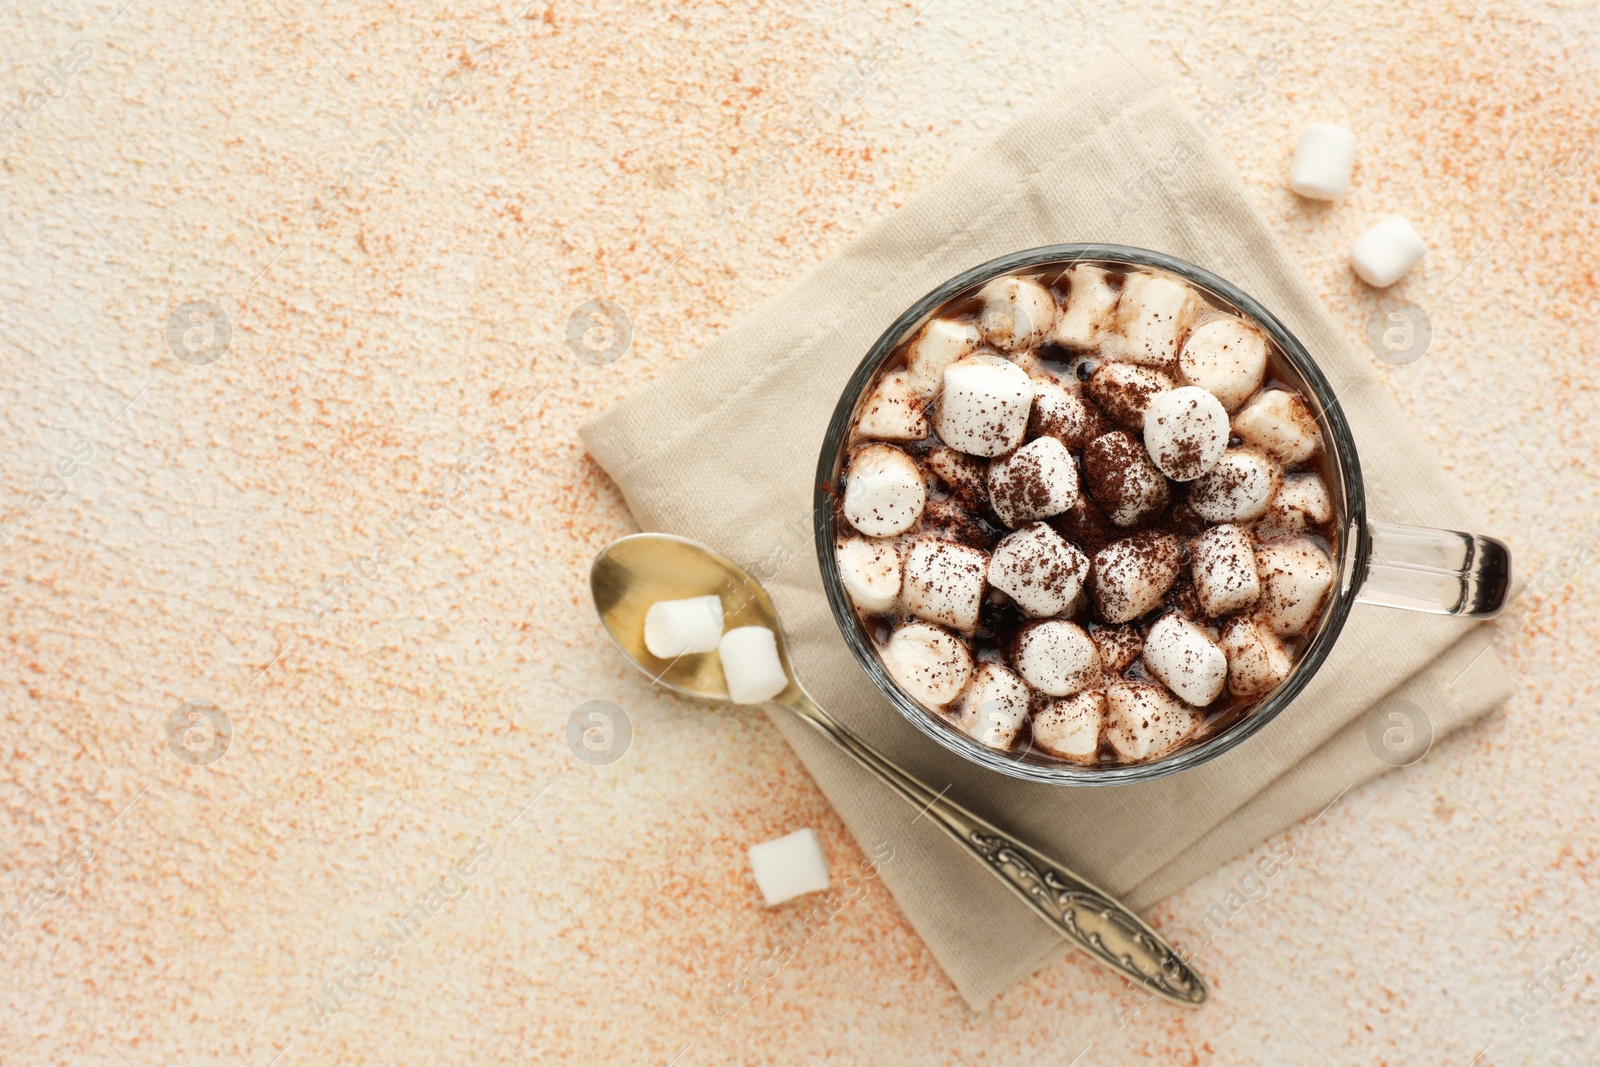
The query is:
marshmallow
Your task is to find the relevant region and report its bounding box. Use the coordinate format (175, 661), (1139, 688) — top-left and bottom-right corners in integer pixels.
(1090, 624), (1143, 674)
(1288, 123), (1358, 201)
(1350, 214), (1425, 288)
(1104, 682), (1202, 762)
(1188, 448), (1281, 523)
(1031, 690), (1106, 762)
(855, 368), (929, 442)
(906, 318), (981, 396)
(1255, 537), (1335, 637)
(1090, 532), (1182, 623)
(1104, 272), (1200, 367)
(1083, 431), (1171, 528)
(1218, 616), (1294, 699)
(936, 354), (1034, 457)
(881, 622), (972, 707)
(977, 275), (1056, 352)
(643, 595), (724, 659)
(921, 498), (995, 551)
(1142, 614), (1227, 706)
(1052, 265), (1120, 349)
(922, 445), (989, 508)
(987, 436), (1080, 526)
(1028, 378), (1107, 450)
(902, 537), (989, 631)
(1087, 362), (1174, 431)
(952, 663), (1030, 749)
(719, 626), (789, 704)
(842, 444), (926, 537)
(748, 828), (830, 907)
(1255, 473), (1334, 542)
(1177, 316), (1269, 412)
(1190, 523), (1261, 617)
(836, 537), (902, 615)
(987, 522), (1089, 617)
(1009, 620), (1101, 697)
(1143, 386), (1229, 481)
(1232, 389), (1323, 466)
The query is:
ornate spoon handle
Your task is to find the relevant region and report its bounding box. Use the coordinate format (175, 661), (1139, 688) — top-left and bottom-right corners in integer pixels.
(781, 687), (1207, 1007)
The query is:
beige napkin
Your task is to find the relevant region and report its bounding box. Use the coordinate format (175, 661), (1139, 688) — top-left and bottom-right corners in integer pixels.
(581, 60), (1513, 1009)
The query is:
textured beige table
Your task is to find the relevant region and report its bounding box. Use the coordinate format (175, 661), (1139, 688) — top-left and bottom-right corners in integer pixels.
(1, 1), (1597, 1064)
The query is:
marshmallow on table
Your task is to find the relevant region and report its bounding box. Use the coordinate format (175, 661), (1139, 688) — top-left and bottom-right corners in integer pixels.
(1255, 472), (1333, 542)
(1143, 386), (1229, 481)
(952, 663), (1030, 749)
(1083, 430), (1171, 528)
(836, 537), (902, 615)
(1028, 377), (1107, 450)
(643, 594), (724, 658)
(1053, 265), (1120, 349)
(1219, 616), (1294, 698)
(1087, 362), (1175, 431)
(1289, 123), (1358, 201)
(936, 354), (1034, 457)
(1142, 614), (1227, 706)
(1031, 690), (1106, 761)
(1350, 214), (1426, 288)
(1090, 624), (1143, 674)
(1232, 389), (1323, 465)
(1103, 272), (1200, 367)
(987, 436), (1080, 526)
(988, 522), (1089, 617)
(905, 318), (981, 396)
(1091, 532), (1182, 623)
(748, 828), (829, 907)
(881, 622), (972, 707)
(1255, 537), (1335, 636)
(902, 537), (989, 632)
(1188, 448), (1281, 523)
(977, 275), (1057, 352)
(1190, 523), (1261, 617)
(854, 368), (929, 442)
(842, 443), (926, 537)
(719, 626), (789, 704)
(1177, 316), (1269, 412)
(1009, 620), (1101, 696)
(1104, 681), (1202, 762)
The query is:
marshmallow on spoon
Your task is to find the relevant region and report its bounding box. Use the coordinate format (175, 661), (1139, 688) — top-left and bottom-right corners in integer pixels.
(1031, 690), (1107, 762)
(1255, 537), (1335, 636)
(748, 829), (830, 907)
(902, 538), (989, 632)
(881, 622), (972, 706)
(719, 626), (789, 704)
(1143, 386), (1229, 481)
(1105, 682), (1202, 762)
(1188, 448), (1281, 523)
(1350, 215), (1426, 288)
(1104, 272), (1200, 367)
(936, 354), (1034, 457)
(1190, 524), (1261, 617)
(1142, 614), (1228, 706)
(1289, 123), (1358, 201)
(1232, 390), (1323, 466)
(854, 368), (929, 442)
(987, 436), (1081, 526)
(905, 318), (981, 396)
(1219, 616), (1294, 698)
(835, 537), (902, 615)
(1009, 620), (1101, 696)
(1053, 265), (1121, 349)
(643, 595), (724, 658)
(1091, 532), (1182, 623)
(988, 522), (1089, 618)
(977, 275), (1057, 352)
(842, 444), (926, 537)
(1177, 316), (1269, 412)
(952, 663), (1031, 749)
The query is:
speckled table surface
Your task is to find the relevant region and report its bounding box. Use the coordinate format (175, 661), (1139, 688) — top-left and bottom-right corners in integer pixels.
(1, 0), (1597, 1064)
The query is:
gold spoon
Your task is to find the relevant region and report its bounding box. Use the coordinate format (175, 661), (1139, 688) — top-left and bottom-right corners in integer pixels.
(590, 532), (1207, 1007)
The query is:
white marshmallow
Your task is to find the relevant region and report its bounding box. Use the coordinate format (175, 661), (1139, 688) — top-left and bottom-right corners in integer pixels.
(1232, 389), (1323, 465)
(1188, 448), (1281, 523)
(1009, 619), (1100, 697)
(1350, 214), (1425, 288)
(1083, 431), (1171, 528)
(1177, 316), (1269, 412)
(1104, 682), (1202, 762)
(1255, 537), (1334, 637)
(987, 436), (1080, 526)
(1031, 690), (1106, 762)
(1255, 473), (1333, 542)
(988, 522), (1089, 618)
(1190, 524), (1261, 617)
(977, 275), (1056, 352)
(881, 622), (972, 707)
(1090, 533), (1182, 623)
(902, 538), (989, 632)
(1087, 362), (1175, 430)
(1143, 386), (1229, 481)
(1104, 272), (1200, 367)
(748, 828), (830, 907)
(936, 354), (1034, 457)
(836, 537), (902, 615)
(1028, 378), (1104, 450)
(1288, 123), (1358, 201)
(1053, 265), (1120, 349)
(1142, 614), (1227, 706)
(1090, 625), (1143, 674)
(643, 595), (724, 658)
(953, 663), (1030, 749)
(719, 626), (789, 704)
(842, 444), (926, 537)
(906, 318), (981, 396)
(922, 445), (988, 506)
(1218, 616), (1294, 699)
(855, 368), (929, 442)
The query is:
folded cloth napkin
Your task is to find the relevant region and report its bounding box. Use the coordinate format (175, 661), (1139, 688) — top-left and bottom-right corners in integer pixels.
(581, 59), (1513, 1009)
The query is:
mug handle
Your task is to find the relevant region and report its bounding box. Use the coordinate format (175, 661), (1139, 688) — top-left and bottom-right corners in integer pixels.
(1354, 519), (1512, 617)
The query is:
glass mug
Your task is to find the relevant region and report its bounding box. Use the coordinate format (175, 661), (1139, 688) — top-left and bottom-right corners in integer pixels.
(813, 244), (1512, 786)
